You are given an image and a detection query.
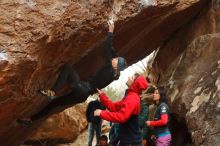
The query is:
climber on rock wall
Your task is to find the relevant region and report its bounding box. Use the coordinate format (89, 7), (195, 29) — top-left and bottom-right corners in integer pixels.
(16, 20), (127, 125)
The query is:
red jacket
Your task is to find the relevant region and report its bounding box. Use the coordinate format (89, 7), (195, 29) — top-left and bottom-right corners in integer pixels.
(99, 75), (148, 123)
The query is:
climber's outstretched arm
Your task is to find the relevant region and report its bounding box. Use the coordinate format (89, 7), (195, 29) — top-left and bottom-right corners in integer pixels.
(104, 20), (117, 65)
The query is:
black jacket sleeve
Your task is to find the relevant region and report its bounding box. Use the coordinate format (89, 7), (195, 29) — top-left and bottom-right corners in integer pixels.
(104, 32), (117, 65)
(86, 102), (93, 122)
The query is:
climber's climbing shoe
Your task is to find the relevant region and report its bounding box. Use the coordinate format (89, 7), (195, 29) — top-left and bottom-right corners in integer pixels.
(16, 118), (33, 126)
(40, 89), (55, 97)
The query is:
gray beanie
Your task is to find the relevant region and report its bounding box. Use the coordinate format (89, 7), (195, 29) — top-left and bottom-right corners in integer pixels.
(117, 57), (126, 72)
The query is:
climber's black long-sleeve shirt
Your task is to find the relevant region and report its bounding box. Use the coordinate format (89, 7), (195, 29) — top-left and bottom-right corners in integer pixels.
(87, 32), (117, 93)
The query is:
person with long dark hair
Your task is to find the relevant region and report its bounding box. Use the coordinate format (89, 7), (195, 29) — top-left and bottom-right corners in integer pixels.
(146, 87), (171, 146)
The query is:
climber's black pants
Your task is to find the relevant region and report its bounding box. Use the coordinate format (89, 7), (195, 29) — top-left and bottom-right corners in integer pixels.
(52, 63), (80, 92)
(31, 64), (93, 121)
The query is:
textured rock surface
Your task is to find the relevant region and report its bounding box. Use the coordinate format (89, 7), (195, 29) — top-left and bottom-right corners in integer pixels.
(151, 1), (220, 145)
(0, 0), (215, 145)
(26, 104), (87, 145)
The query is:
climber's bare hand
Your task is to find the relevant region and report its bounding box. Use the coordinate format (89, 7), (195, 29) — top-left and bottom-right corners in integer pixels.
(108, 19), (114, 32)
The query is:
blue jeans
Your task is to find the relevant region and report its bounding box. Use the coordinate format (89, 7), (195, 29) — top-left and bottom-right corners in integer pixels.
(88, 122), (102, 146)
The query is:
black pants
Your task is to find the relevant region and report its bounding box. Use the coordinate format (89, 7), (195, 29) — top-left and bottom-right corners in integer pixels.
(52, 63), (80, 92)
(31, 64), (93, 121)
